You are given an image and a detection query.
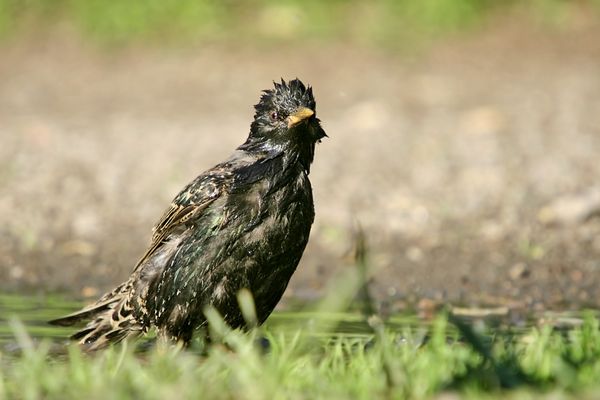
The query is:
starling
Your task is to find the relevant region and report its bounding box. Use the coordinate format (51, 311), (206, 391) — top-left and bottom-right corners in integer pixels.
(50, 79), (326, 350)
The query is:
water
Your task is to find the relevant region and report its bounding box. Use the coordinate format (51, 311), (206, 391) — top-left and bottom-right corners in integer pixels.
(0, 294), (424, 351)
(2, 293), (589, 355)
(0, 294), (80, 347)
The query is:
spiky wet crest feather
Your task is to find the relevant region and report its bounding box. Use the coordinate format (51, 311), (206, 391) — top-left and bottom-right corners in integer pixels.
(254, 79), (316, 118)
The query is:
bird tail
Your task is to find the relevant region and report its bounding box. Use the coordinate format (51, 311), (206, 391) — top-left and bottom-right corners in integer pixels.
(49, 284), (143, 351)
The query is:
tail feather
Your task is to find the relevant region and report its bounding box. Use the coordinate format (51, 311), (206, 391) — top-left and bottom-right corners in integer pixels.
(48, 283), (128, 327)
(70, 326), (96, 341)
(49, 284), (143, 350)
(77, 320), (141, 351)
(48, 298), (117, 327)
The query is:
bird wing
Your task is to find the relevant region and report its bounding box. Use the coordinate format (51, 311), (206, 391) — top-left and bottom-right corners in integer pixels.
(133, 170), (231, 272)
(49, 170), (230, 330)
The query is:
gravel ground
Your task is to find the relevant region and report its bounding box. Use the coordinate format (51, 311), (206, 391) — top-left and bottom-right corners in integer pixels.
(2, 26), (600, 314)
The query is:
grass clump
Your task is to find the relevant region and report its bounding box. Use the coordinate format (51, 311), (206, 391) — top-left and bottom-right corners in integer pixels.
(4, 313), (600, 399)
(3, 232), (600, 398)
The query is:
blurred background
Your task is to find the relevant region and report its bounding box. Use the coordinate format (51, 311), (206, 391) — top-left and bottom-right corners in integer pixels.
(1, 0), (600, 314)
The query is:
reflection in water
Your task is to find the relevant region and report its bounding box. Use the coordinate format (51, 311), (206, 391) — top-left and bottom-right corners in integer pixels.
(0, 295), (79, 351)
(5, 293), (583, 356)
(0, 294), (424, 351)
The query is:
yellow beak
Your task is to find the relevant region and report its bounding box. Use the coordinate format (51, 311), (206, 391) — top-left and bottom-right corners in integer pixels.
(287, 107), (314, 128)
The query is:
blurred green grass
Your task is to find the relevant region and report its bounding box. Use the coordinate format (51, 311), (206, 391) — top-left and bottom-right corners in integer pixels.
(0, 0), (598, 47)
(5, 313), (600, 398)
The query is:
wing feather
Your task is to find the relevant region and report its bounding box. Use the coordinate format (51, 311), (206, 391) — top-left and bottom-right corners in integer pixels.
(49, 167), (232, 337)
(133, 171), (230, 272)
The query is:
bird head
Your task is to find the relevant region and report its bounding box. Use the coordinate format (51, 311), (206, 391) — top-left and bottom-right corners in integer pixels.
(250, 79), (327, 147)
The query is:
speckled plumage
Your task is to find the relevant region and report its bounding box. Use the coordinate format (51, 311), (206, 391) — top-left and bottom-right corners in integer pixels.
(50, 79), (326, 350)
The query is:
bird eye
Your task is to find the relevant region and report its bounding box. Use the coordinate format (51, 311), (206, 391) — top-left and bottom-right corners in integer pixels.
(270, 111), (278, 120)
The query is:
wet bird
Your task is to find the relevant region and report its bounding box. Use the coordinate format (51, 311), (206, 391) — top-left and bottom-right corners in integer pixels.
(50, 79), (326, 350)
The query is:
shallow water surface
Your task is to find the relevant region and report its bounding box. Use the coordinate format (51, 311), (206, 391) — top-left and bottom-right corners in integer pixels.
(0, 294), (79, 347)
(0, 294), (424, 351)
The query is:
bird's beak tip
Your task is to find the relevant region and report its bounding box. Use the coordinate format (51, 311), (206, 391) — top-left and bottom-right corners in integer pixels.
(287, 107), (315, 128)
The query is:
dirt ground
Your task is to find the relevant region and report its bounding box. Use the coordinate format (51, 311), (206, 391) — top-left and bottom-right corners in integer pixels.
(2, 25), (600, 314)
